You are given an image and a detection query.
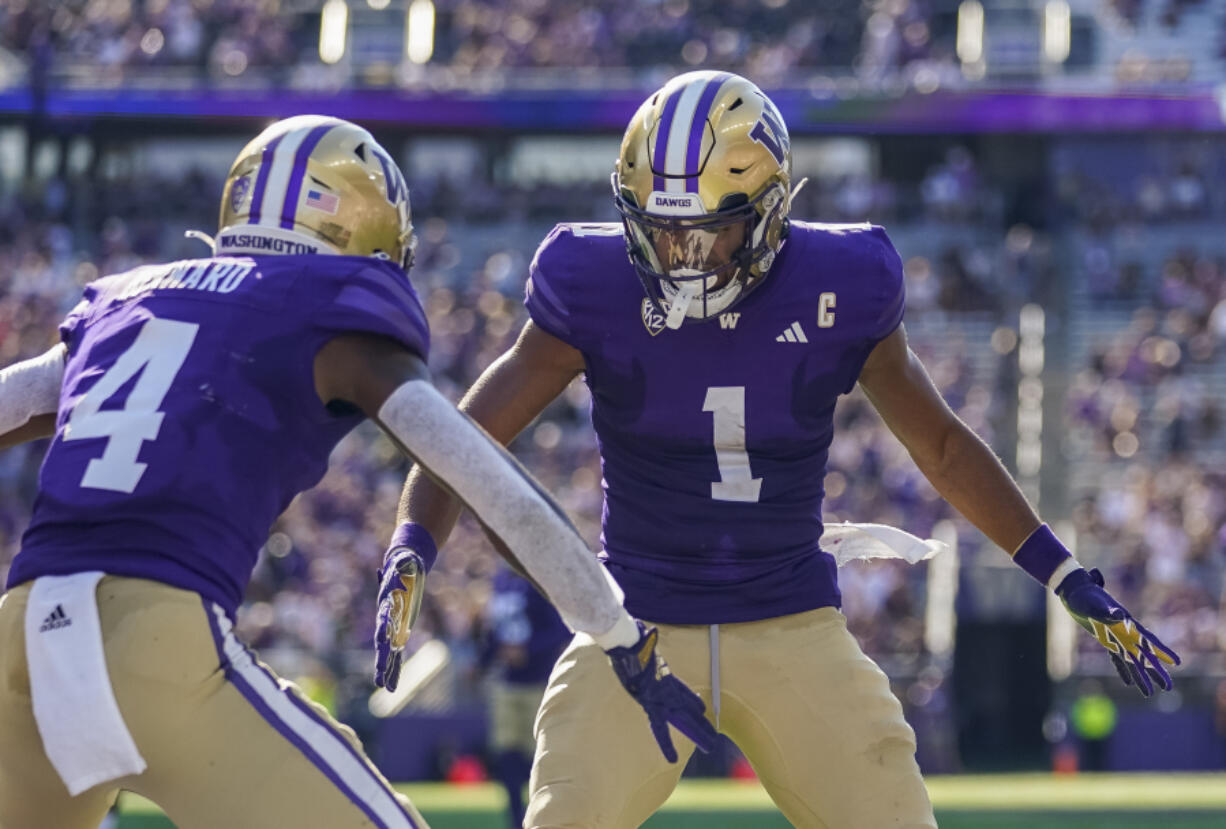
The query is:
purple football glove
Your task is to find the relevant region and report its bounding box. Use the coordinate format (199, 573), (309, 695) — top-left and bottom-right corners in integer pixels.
(1056, 568), (1181, 697)
(373, 548), (427, 692)
(605, 622), (720, 763)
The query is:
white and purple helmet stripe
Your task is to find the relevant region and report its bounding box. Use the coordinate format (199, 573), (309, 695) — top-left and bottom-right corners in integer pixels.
(245, 122), (338, 230)
(651, 72), (732, 194)
(204, 603), (418, 829)
(279, 124), (336, 229)
(245, 134), (283, 225)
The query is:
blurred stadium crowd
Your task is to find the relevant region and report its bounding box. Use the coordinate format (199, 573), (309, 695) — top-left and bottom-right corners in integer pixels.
(3, 0), (947, 84)
(0, 131), (1223, 748)
(2, 0), (1224, 89)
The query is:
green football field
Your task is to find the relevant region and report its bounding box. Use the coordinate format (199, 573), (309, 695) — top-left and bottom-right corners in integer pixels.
(114, 773), (1226, 828)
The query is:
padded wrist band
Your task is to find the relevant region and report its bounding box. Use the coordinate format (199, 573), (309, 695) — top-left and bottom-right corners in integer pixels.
(1013, 523), (1077, 589)
(591, 610), (642, 651)
(388, 522), (438, 573)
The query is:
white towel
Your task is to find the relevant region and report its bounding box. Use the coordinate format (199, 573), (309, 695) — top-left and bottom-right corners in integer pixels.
(823, 521), (947, 567)
(24, 572), (146, 796)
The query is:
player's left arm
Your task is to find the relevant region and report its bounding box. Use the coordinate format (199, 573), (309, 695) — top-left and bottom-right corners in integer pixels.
(858, 325), (1037, 548)
(313, 330), (636, 645)
(0, 344), (65, 449)
(316, 332), (722, 760)
(859, 324), (1180, 695)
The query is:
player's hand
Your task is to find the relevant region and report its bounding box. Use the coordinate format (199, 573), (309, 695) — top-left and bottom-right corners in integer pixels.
(373, 547), (427, 691)
(604, 622), (720, 762)
(1056, 568), (1180, 697)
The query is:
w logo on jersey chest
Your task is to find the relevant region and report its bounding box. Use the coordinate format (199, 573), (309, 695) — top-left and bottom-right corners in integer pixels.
(719, 313), (740, 329)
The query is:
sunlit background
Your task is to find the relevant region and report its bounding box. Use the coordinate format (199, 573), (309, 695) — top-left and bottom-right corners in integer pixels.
(1, 0), (1224, 813)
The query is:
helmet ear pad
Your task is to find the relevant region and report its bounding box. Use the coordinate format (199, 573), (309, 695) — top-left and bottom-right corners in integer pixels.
(612, 72), (793, 324)
(218, 115), (416, 271)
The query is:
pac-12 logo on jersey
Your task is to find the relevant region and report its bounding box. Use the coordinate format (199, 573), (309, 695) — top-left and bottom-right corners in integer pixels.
(641, 298), (666, 336)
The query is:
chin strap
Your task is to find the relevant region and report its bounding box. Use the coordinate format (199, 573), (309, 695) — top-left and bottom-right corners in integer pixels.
(183, 229), (215, 251)
(664, 280), (701, 329)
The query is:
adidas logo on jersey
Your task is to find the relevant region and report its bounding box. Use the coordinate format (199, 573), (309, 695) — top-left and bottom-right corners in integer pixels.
(776, 321), (808, 343)
(39, 604), (72, 632)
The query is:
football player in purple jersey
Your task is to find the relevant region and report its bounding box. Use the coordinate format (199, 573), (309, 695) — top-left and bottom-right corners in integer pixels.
(394, 72), (1181, 828)
(0, 115), (715, 829)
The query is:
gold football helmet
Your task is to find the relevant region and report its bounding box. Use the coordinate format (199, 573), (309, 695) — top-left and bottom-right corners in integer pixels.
(613, 71), (793, 326)
(215, 115), (416, 270)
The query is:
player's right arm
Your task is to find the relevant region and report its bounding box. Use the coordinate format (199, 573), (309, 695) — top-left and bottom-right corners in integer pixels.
(313, 327), (609, 637)
(397, 319), (586, 570)
(0, 344), (65, 449)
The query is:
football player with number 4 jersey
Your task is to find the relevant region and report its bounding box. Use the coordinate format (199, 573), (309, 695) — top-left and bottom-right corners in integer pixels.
(0, 115), (715, 829)
(395, 72), (1180, 828)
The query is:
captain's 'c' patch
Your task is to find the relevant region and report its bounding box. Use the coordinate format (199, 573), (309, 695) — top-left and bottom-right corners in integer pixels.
(818, 292), (836, 328)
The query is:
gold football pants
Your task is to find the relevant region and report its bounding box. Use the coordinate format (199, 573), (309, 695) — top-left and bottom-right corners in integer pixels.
(526, 606), (936, 829)
(0, 576), (428, 829)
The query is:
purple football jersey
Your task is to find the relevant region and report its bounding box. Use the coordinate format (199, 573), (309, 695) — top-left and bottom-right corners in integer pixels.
(7, 255), (429, 616)
(525, 222), (904, 625)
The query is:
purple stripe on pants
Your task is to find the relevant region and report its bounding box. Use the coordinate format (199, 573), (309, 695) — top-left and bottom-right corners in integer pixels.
(280, 125), (335, 230)
(247, 134), (284, 225)
(202, 602), (414, 828)
(684, 73), (731, 193)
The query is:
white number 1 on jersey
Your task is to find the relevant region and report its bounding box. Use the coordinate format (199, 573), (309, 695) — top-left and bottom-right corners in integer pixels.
(63, 317), (199, 493)
(703, 386), (762, 503)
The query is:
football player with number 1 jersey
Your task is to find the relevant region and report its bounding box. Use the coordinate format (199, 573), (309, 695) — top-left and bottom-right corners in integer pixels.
(395, 72), (1179, 828)
(0, 116), (715, 829)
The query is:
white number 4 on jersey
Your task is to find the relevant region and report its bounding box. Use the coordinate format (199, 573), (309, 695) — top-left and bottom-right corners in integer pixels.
(63, 317), (199, 493)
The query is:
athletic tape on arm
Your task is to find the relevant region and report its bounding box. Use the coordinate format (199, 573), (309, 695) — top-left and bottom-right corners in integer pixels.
(377, 380), (636, 645)
(0, 345), (65, 434)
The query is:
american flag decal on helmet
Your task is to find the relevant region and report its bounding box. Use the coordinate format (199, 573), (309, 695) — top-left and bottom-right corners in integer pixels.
(304, 188), (339, 215)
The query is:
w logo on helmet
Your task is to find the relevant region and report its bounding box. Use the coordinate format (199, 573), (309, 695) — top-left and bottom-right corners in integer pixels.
(749, 101), (789, 166)
(372, 147), (408, 207)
